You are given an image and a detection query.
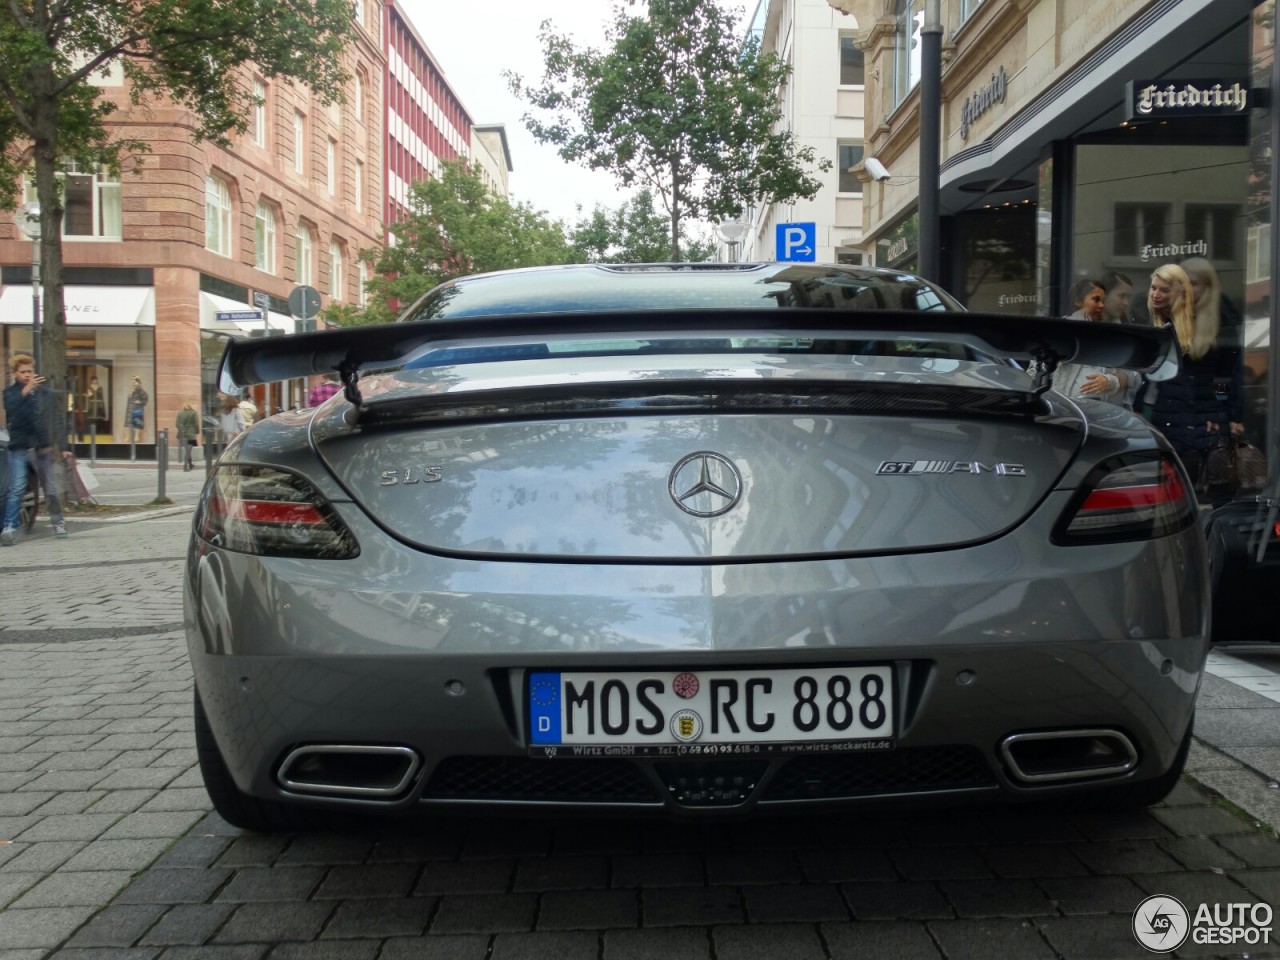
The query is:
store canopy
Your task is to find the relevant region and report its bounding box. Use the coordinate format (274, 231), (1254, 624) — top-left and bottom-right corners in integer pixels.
(0, 285), (155, 326)
(199, 292), (295, 336)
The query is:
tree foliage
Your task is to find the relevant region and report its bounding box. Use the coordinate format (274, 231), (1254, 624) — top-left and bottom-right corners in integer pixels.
(0, 0), (354, 435)
(572, 189), (715, 264)
(326, 159), (581, 327)
(508, 0), (828, 260)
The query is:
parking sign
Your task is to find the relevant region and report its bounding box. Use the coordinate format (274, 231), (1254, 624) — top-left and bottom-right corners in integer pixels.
(776, 222), (817, 262)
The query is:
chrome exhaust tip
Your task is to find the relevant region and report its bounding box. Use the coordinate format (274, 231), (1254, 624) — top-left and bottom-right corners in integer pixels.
(277, 744), (421, 798)
(1000, 729), (1138, 784)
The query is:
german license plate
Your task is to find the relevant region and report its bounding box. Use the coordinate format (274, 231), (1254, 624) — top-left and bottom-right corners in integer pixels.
(528, 666), (894, 758)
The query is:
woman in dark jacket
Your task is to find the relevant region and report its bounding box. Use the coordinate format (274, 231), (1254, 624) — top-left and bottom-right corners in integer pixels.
(1138, 262), (1243, 494)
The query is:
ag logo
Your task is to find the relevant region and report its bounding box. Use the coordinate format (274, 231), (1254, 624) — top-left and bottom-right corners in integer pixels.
(1133, 894), (1190, 952)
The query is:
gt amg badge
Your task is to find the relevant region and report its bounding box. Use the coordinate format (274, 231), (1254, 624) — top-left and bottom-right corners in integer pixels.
(669, 452), (743, 517)
(877, 460), (1026, 476)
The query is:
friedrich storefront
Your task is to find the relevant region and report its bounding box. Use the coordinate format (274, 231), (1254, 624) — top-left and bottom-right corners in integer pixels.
(869, 0), (1256, 331)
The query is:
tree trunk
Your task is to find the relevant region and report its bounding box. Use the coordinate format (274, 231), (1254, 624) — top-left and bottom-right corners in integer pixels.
(669, 161), (682, 261)
(32, 85), (69, 456)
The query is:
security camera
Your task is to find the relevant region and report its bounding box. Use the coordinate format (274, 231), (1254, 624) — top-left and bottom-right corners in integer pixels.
(864, 157), (891, 182)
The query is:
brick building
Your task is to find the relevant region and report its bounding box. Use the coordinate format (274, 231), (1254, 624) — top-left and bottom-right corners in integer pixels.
(1, 4), (386, 456)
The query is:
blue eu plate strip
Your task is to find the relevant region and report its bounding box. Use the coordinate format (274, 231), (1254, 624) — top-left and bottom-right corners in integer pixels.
(529, 672), (562, 744)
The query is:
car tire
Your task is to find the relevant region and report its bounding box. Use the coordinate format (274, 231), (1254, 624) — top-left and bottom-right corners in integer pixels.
(193, 688), (325, 833)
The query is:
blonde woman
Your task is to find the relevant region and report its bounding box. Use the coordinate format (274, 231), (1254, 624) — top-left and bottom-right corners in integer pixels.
(1137, 262), (1243, 497)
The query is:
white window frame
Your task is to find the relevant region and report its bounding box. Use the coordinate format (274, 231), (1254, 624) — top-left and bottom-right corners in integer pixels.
(327, 139), (337, 195)
(353, 0), (364, 26)
(294, 111), (306, 174)
(24, 165), (121, 239)
(254, 201), (277, 273)
(253, 79), (266, 147)
(329, 240), (344, 300)
(296, 224), (314, 287)
(205, 174), (233, 256)
(893, 0), (923, 109)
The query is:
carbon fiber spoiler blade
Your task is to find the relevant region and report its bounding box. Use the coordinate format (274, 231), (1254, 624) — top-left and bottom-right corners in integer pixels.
(217, 309), (1179, 397)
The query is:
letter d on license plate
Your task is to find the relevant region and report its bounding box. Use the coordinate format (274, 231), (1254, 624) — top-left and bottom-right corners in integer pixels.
(528, 666), (894, 756)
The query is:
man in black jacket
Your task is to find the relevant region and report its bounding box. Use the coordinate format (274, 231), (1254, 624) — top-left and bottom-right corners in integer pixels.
(2, 354), (67, 544)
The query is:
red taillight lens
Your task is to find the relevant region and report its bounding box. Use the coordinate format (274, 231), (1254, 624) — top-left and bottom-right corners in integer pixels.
(197, 466), (358, 558)
(1055, 457), (1197, 543)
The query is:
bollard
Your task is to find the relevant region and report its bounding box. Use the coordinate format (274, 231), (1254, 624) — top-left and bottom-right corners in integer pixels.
(89, 422), (97, 467)
(157, 428), (168, 501)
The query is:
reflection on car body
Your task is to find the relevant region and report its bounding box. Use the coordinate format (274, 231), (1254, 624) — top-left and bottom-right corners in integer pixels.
(184, 262), (1205, 830)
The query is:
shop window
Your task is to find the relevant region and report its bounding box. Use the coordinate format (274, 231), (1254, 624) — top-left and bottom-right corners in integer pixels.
(255, 201), (277, 274)
(839, 36), (864, 86)
(837, 250), (864, 265)
(24, 165), (120, 238)
(1113, 202), (1169, 258)
(297, 224), (314, 286)
(838, 142), (865, 194)
(892, 0), (923, 108)
(1185, 204), (1240, 262)
(205, 175), (233, 257)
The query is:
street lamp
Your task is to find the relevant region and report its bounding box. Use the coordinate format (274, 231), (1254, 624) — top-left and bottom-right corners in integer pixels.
(717, 219), (747, 262)
(13, 202), (42, 371)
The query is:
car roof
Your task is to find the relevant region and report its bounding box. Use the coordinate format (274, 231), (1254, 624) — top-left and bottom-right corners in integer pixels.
(397, 262), (964, 321)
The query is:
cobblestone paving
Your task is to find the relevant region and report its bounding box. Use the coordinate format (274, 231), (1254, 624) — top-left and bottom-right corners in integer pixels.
(0, 511), (1277, 959)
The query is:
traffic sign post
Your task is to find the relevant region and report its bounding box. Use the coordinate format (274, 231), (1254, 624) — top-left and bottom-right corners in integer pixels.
(289, 284), (321, 333)
(776, 222), (817, 262)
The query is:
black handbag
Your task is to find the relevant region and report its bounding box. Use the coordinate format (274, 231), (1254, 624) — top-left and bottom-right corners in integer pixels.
(1200, 438), (1267, 494)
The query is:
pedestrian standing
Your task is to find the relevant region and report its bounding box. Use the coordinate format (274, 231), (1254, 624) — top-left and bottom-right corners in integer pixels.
(176, 400), (200, 471)
(219, 393), (245, 442)
(2, 354), (68, 545)
(308, 374), (341, 407)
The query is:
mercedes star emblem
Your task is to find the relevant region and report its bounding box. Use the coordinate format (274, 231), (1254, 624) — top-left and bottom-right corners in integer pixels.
(668, 451), (743, 518)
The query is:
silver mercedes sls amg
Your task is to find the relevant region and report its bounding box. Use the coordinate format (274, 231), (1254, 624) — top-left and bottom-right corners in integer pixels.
(185, 262), (1207, 831)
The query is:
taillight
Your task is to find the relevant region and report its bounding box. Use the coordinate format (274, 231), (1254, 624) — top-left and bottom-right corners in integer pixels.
(1054, 457), (1197, 543)
(197, 466), (358, 559)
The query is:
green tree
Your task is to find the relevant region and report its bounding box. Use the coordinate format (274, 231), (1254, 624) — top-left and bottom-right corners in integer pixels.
(508, 0), (828, 261)
(572, 188), (715, 263)
(327, 158), (580, 327)
(0, 0), (353, 436)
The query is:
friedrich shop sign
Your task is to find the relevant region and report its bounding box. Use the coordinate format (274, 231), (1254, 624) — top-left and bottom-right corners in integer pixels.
(960, 66), (1007, 141)
(1125, 79), (1250, 120)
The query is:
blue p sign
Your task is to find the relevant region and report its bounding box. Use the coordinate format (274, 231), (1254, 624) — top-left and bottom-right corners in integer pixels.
(776, 222), (817, 262)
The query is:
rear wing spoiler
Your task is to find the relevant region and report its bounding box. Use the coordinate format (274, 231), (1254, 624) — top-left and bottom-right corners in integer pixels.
(217, 309), (1179, 405)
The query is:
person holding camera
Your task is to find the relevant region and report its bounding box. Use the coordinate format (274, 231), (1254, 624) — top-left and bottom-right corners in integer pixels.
(2, 354), (67, 545)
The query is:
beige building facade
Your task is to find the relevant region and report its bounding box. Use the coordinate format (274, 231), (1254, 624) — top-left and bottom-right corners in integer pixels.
(827, 0), (1255, 321)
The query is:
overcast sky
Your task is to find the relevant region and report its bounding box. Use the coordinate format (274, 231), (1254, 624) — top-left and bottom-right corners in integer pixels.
(399, 0), (629, 226)
(398, 0), (752, 227)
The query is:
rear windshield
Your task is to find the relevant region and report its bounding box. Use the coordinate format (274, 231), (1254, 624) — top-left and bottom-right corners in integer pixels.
(399, 263), (964, 322)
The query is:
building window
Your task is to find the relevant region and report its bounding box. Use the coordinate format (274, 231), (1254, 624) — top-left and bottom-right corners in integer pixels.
(297, 224), (313, 286)
(354, 158), (363, 213)
(25, 164), (121, 238)
(329, 240), (344, 300)
(353, 0), (364, 26)
(838, 142), (865, 194)
(327, 139), (337, 194)
(255, 201), (277, 273)
(837, 250), (864, 265)
(293, 111), (306, 174)
(1248, 223), (1270, 284)
(839, 36), (865, 86)
(253, 79), (266, 147)
(357, 259), (368, 308)
(960, 0), (984, 21)
(205, 175), (233, 256)
(1113, 202), (1169, 257)
(893, 0), (923, 108)
(354, 71), (364, 122)
(1185, 203), (1240, 261)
